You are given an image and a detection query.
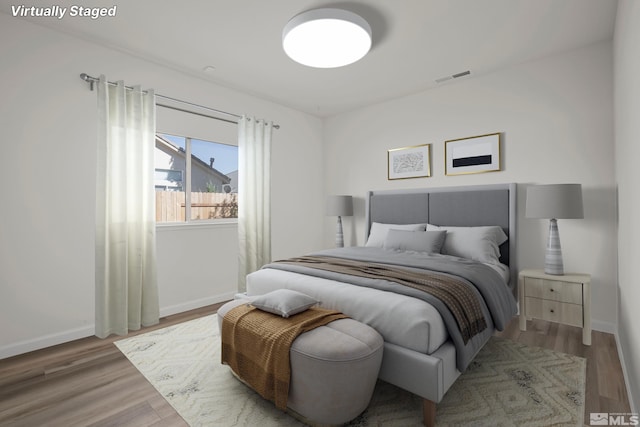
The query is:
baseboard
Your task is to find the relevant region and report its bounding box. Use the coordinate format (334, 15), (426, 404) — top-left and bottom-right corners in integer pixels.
(614, 330), (638, 414)
(591, 319), (637, 411)
(159, 292), (235, 317)
(0, 292), (236, 360)
(0, 324), (95, 360)
(592, 319), (617, 335)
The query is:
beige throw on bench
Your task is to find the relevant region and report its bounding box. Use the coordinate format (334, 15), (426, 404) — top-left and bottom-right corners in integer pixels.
(221, 304), (347, 410)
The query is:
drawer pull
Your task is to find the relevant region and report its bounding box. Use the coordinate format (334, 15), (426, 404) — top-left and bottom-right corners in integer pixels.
(550, 288), (554, 292)
(550, 309), (555, 313)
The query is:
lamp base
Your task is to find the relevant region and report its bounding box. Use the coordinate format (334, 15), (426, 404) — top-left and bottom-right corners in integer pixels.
(335, 216), (344, 248)
(544, 218), (564, 275)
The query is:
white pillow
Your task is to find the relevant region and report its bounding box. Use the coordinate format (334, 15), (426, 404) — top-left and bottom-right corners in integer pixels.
(251, 289), (319, 318)
(426, 224), (508, 264)
(383, 229), (447, 253)
(365, 222), (426, 248)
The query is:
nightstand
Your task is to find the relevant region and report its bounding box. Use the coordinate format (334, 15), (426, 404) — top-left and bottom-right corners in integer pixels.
(518, 269), (591, 345)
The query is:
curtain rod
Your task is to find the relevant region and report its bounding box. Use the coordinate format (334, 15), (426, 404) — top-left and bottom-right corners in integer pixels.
(79, 73), (280, 129)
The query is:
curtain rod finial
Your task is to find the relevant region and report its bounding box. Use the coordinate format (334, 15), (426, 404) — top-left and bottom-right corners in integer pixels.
(80, 73), (95, 91)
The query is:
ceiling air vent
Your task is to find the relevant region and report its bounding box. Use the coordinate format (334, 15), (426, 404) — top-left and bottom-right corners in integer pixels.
(435, 70), (471, 84)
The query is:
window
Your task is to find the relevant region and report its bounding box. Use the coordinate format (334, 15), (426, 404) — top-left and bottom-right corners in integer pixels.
(154, 133), (238, 223)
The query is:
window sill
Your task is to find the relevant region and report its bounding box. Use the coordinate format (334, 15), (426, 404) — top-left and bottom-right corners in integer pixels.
(156, 220), (238, 232)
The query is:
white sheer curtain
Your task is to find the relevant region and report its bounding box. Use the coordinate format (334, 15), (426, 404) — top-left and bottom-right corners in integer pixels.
(95, 75), (159, 338)
(237, 116), (273, 291)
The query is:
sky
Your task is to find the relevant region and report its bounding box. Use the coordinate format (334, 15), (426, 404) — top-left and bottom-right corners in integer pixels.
(160, 133), (238, 174)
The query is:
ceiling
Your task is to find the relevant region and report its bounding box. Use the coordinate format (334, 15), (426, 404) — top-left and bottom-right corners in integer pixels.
(2, 0), (618, 117)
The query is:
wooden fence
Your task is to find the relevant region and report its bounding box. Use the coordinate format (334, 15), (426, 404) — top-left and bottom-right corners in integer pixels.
(156, 191), (238, 222)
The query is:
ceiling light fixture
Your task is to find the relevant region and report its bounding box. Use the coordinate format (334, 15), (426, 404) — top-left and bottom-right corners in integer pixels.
(283, 8), (372, 68)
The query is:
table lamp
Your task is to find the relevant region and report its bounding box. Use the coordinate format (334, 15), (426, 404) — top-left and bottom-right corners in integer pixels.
(326, 195), (353, 247)
(525, 184), (584, 275)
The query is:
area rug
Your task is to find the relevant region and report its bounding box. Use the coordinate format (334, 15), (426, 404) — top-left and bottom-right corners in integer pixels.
(115, 315), (586, 426)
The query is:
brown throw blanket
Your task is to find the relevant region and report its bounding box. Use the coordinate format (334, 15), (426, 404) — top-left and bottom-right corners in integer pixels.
(273, 255), (487, 343)
(221, 304), (347, 410)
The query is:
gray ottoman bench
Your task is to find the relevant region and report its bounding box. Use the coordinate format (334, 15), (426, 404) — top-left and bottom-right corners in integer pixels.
(218, 296), (384, 425)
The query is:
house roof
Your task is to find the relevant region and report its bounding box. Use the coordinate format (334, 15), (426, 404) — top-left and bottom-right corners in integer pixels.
(155, 135), (231, 185)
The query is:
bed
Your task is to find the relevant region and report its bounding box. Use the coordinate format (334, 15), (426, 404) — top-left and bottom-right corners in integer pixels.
(245, 183), (518, 426)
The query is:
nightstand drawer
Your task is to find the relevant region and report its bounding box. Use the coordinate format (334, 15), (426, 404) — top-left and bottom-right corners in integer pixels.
(524, 297), (583, 327)
(523, 277), (583, 304)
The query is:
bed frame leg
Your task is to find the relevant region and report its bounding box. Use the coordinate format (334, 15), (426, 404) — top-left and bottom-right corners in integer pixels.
(422, 399), (436, 427)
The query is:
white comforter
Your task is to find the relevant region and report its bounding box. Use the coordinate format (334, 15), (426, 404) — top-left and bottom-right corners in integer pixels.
(246, 268), (449, 354)
(247, 249), (511, 357)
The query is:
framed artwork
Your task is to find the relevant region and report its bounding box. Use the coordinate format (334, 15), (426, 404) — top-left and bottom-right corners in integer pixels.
(445, 132), (501, 176)
(387, 144), (431, 180)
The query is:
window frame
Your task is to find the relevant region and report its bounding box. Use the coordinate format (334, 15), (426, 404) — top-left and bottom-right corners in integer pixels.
(155, 133), (238, 226)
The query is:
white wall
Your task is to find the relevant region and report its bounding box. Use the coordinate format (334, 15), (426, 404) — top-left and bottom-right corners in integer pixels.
(156, 223), (238, 316)
(614, 0), (640, 412)
(324, 42), (617, 332)
(0, 14), (324, 358)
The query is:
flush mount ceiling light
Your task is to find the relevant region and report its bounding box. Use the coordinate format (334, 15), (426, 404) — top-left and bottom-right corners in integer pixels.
(283, 8), (372, 68)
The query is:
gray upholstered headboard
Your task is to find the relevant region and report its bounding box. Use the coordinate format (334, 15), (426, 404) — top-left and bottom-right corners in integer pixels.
(365, 183), (517, 285)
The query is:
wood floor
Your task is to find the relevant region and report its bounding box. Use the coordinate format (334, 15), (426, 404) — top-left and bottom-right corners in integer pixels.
(0, 305), (630, 426)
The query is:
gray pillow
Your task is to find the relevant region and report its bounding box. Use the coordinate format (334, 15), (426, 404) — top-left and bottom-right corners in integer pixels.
(383, 229), (447, 253)
(365, 222), (427, 248)
(251, 289), (319, 318)
(426, 224), (508, 264)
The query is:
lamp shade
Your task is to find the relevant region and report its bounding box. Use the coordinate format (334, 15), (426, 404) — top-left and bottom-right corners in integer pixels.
(326, 195), (353, 216)
(283, 8), (372, 68)
(525, 184), (584, 219)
